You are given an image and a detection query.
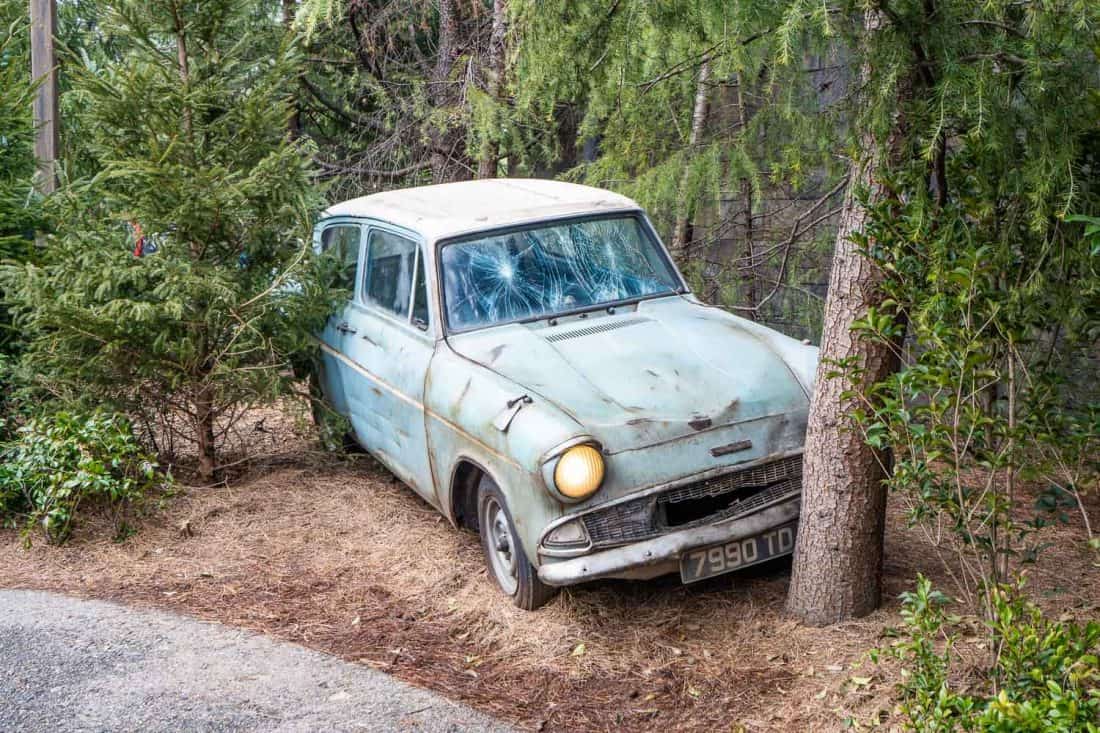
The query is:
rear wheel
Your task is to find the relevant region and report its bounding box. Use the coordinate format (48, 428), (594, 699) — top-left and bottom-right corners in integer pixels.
(477, 476), (558, 610)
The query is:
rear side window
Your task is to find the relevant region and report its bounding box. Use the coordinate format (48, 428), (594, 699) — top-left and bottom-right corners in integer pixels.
(320, 225), (362, 294)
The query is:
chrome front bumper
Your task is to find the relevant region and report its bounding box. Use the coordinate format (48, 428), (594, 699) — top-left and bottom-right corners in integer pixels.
(536, 496), (800, 587)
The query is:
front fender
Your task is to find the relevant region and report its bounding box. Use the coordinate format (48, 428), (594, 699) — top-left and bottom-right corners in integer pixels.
(424, 345), (585, 562)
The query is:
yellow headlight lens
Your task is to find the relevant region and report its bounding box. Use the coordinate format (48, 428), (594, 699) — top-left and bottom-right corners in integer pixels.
(553, 445), (605, 500)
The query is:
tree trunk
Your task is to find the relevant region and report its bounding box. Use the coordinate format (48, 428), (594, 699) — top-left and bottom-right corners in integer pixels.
(733, 72), (756, 320)
(282, 0), (301, 139)
(738, 178), (757, 318)
(194, 386), (217, 482)
(173, 3), (193, 140)
(430, 0), (459, 182)
(670, 61), (710, 263)
(785, 11), (905, 626)
(477, 0), (507, 179)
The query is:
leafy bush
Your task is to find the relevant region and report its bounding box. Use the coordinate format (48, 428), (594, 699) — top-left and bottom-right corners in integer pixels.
(885, 576), (1100, 732)
(0, 411), (162, 544)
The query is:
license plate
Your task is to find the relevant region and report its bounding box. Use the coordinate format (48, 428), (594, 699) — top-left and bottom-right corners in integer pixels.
(680, 521), (798, 584)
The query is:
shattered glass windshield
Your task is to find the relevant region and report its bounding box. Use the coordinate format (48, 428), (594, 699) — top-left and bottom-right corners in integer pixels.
(440, 215), (680, 331)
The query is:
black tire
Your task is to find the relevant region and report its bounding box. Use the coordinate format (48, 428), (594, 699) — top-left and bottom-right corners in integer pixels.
(477, 475), (558, 610)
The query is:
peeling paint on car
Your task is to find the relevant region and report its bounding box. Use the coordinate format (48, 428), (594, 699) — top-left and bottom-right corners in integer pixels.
(312, 179), (818, 594)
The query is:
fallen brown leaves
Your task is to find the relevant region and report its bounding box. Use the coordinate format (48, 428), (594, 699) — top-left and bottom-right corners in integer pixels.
(1, 413), (1096, 732)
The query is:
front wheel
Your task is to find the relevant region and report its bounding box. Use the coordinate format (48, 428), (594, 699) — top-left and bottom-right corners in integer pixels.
(477, 476), (558, 610)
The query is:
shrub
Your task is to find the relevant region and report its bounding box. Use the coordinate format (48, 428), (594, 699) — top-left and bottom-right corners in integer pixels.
(3, 0), (331, 483)
(0, 411), (162, 544)
(885, 576), (1100, 732)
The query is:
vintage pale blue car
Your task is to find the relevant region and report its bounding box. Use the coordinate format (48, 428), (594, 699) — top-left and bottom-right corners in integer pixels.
(314, 179), (817, 609)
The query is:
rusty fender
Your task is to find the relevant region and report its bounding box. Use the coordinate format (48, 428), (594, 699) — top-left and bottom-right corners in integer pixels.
(537, 497), (800, 586)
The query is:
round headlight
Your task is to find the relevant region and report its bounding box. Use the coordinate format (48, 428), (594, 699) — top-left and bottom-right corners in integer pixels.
(553, 445), (605, 500)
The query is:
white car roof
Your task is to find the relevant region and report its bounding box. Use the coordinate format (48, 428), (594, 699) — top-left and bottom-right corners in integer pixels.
(322, 178), (641, 240)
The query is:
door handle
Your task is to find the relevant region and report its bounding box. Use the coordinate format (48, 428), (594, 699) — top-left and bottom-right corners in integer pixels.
(336, 321), (357, 335)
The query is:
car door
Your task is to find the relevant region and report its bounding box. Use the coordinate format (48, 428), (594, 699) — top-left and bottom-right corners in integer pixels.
(315, 220), (366, 417)
(341, 224), (438, 505)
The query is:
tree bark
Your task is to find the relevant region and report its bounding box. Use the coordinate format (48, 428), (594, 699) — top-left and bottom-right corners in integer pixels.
(476, 0), (507, 179)
(670, 61), (710, 263)
(733, 72), (756, 319)
(173, 2), (193, 141)
(430, 0), (460, 182)
(194, 386), (217, 482)
(282, 0), (301, 139)
(785, 11), (906, 626)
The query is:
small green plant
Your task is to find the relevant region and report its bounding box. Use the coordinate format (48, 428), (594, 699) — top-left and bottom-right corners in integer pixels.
(885, 576), (1100, 732)
(0, 411), (162, 544)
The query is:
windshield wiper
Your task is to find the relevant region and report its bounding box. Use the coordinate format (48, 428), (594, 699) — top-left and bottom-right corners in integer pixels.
(520, 294), (664, 326)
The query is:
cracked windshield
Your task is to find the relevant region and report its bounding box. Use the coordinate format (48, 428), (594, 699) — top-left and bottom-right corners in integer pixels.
(440, 216), (680, 331)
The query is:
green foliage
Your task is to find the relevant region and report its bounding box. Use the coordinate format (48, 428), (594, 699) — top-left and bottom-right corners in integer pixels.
(1067, 215), (1100, 258)
(0, 410), (161, 544)
(2, 0), (332, 479)
(512, 0), (845, 249)
(292, 0), (467, 199)
(295, 0), (343, 40)
(840, 0), (1100, 603)
(0, 0), (44, 415)
(887, 576), (1100, 732)
(0, 0), (39, 258)
(506, 1), (884, 336)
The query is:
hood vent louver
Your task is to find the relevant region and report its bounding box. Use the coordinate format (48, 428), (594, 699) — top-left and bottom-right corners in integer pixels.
(543, 317), (650, 343)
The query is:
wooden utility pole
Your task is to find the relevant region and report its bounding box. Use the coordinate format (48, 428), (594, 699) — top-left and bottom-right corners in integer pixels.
(30, 0), (59, 195)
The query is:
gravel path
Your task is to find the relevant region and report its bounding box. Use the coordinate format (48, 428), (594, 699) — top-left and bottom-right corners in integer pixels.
(0, 590), (509, 733)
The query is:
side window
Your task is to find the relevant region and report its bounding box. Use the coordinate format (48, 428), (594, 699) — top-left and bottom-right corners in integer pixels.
(320, 225), (362, 295)
(411, 251), (429, 328)
(364, 229), (416, 319)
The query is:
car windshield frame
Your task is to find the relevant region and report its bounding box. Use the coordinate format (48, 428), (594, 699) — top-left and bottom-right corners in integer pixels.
(435, 211), (687, 335)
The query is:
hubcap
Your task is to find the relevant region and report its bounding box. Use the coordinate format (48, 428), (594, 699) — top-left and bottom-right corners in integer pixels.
(484, 497), (518, 596)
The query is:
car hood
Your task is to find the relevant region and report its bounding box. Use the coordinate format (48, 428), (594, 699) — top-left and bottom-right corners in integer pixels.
(447, 296), (811, 453)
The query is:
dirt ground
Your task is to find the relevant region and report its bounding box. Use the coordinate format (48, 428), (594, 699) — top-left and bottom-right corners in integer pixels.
(2, 411), (1098, 732)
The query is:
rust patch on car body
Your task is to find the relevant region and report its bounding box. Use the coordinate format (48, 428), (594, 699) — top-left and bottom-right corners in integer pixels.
(710, 439), (753, 457)
(689, 416), (712, 431)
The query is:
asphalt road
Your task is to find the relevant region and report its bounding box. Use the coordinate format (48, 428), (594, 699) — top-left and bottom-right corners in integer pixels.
(0, 590), (509, 733)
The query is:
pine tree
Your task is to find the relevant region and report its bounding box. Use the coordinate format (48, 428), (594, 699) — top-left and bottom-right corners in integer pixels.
(786, 0), (1100, 623)
(0, 0), (38, 257)
(511, 0), (845, 328)
(5, 0), (328, 481)
(0, 0), (41, 370)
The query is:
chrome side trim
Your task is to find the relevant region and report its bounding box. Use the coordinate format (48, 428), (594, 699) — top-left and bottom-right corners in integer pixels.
(321, 342), (422, 409)
(319, 341), (521, 470)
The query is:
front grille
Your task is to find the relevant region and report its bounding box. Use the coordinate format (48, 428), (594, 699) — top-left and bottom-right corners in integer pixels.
(582, 455), (802, 547)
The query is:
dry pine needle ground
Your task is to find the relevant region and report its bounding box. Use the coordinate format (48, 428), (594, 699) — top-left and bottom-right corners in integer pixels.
(2, 411), (1097, 732)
